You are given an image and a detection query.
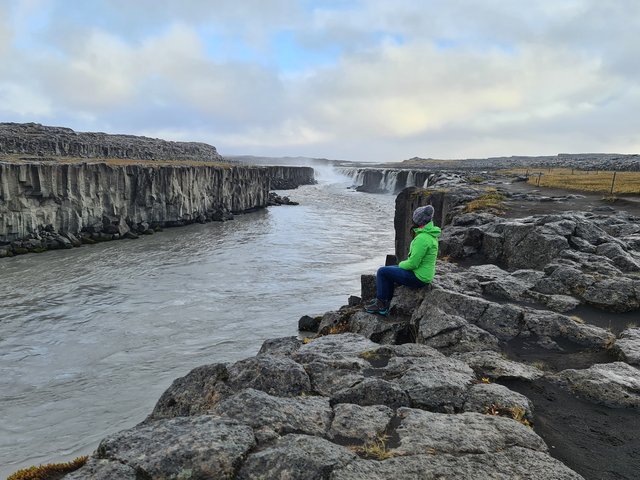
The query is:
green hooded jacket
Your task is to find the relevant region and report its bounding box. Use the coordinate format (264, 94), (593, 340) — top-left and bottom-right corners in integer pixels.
(398, 221), (441, 283)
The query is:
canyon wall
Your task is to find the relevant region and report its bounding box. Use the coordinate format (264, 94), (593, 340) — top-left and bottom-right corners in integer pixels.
(0, 162), (272, 245)
(265, 165), (316, 189)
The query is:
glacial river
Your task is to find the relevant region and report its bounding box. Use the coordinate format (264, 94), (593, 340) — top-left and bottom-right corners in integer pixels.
(0, 169), (395, 476)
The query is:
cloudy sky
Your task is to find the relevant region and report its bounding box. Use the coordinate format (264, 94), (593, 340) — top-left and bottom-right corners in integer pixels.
(1, 0), (639, 162)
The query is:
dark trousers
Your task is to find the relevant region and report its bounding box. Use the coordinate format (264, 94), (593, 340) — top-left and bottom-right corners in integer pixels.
(376, 266), (426, 301)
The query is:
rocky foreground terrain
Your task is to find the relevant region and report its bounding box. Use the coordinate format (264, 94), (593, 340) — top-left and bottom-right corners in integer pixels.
(58, 177), (640, 480)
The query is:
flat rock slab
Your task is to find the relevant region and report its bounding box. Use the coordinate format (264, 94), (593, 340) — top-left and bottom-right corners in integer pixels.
(331, 377), (411, 409)
(452, 350), (544, 381)
(329, 403), (393, 442)
(463, 383), (533, 420)
(237, 434), (356, 480)
(295, 333), (378, 360)
(214, 388), (332, 439)
(97, 416), (255, 479)
(303, 357), (367, 397)
(227, 354), (311, 397)
(388, 356), (475, 411)
(330, 447), (584, 480)
(394, 408), (546, 456)
(554, 361), (640, 408)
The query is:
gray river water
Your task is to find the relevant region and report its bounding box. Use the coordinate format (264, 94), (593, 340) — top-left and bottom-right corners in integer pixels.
(0, 170), (395, 476)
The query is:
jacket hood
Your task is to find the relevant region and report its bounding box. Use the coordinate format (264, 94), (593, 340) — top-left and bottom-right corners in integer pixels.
(414, 222), (441, 239)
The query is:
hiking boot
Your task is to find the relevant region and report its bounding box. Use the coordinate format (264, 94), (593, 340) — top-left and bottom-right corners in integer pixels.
(365, 299), (390, 316)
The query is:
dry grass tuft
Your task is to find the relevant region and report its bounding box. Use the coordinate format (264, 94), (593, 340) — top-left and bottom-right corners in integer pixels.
(359, 349), (382, 360)
(483, 404), (532, 428)
(8, 456), (88, 480)
(349, 434), (396, 460)
(464, 191), (506, 214)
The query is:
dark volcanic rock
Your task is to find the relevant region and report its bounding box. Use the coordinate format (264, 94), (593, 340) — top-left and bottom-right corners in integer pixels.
(328, 403), (394, 442)
(149, 363), (231, 420)
(237, 434), (355, 480)
(227, 355), (311, 397)
(393, 408), (545, 455)
(613, 327), (640, 365)
(553, 362), (640, 408)
(214, 388), (332, 440)
(331, 447), (584, 480)
(96, 416), (255, 480)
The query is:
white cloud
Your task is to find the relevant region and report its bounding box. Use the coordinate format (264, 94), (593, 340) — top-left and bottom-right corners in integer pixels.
(0, 0), (638, 161)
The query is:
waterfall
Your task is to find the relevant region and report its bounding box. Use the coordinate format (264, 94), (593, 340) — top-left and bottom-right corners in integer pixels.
(386, 170), (399, 194)
(406, 171), (415, 188)
(335, 167), (434, 194)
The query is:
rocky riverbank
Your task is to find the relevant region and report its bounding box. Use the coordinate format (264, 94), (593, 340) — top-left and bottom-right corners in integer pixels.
(51, 176), (639, 479)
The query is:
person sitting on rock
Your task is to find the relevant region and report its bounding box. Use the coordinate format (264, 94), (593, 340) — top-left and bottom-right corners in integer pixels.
(365, 205), (441, 316)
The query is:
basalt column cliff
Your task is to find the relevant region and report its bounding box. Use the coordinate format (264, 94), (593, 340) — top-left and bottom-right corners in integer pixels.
(0, 123), (315, 255)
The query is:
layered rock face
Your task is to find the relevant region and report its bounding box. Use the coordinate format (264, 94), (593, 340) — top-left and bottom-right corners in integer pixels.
(265, 165), (315, 189)
(0, 162), (269, 245)
(0, 123), (224, 162)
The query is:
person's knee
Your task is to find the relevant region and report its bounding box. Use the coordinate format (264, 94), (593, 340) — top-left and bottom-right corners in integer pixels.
(377, 266), (391, 277)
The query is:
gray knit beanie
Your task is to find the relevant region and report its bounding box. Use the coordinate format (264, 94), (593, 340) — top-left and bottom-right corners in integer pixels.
(412, 205), (434, 226)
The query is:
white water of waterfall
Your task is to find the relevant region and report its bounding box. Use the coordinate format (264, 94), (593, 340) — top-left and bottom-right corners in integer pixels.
(386, 170), (399, 193)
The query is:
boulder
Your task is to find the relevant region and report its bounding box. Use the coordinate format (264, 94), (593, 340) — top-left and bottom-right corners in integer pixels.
(463, 383), (533, 420)
(389, 356), (476, 412)
(298, 315), (321, 332)
(393, 408), (546, 455)
(613, 327), (640, 365)
(237, 434), (355, 480)
(302, 357), (367, 397)
(348, 310), (410, 344)
(257, 336), (302, 357)
(213, 388), (332, 439)
(413, 307), (500, 354)
(64, 458), (137, 480)
(328, 403), (394, 442)
(227, 355), (311, 397)
(97, 416), (255, 480)
(452, 350), (544, 381)
(554, 362), (640, 408)
(149, 363), (231, 420)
